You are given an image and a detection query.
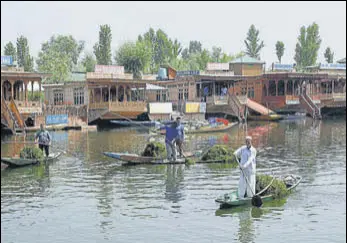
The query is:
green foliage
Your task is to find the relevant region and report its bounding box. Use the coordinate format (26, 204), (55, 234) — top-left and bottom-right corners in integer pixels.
(28, 91), (44, 101)
(211, 46), (222, 62)
(244, 24), (265, 59)
(115, 41), (151, 78)
(82, 53), (97, 72)
(201, 145), (236, 164)
(36, 35), (84, 82)
(256, 174), (289, 198)
(185, 158), (195, 165)
(142, 142), (167, 158)
(294, 22), (322, 68)
(94, 24), (112, 65)
(20, 146), (44, 160)
(4, 42), (17, 61)
(275, 41), (285, 63)
(324, 47), (334, 63)
(16, 36), (34, 71)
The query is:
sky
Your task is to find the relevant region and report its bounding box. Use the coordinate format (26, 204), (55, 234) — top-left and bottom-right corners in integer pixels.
(1, 1), (346, 68)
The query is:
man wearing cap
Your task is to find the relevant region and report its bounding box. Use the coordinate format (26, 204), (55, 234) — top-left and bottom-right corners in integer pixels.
(233, 136), (257, 199)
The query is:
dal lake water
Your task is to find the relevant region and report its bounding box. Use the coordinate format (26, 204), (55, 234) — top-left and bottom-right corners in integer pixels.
(1, 118), (346, 243)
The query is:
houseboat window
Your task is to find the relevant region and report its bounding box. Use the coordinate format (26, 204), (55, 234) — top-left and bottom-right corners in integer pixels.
(74, 87), (84, 105)
(156, 91), (161, 101)
(178, 89), (183, 100)
(184, 89), (189, 100)
(53, 90), (64, 105)
(162, 92), (167, 102)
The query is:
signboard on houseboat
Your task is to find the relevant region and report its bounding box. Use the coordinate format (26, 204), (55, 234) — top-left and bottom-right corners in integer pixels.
(46, 114), (68, 125)
(176, 70), (200, 76)
(1, 56), (13, 66)
(206, 63), (229, 71)
(17, 106), (42, 114)
(148, 103), (173, 114)
(94, 65), (124, 74)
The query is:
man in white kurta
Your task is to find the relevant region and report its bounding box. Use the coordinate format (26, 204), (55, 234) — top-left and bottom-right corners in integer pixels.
(234, 136), (257, 199)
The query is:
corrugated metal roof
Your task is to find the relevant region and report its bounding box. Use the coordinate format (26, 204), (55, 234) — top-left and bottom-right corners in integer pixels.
(131, 83), (167, 91)
(337, 58), (346, 64)
(230, 55), (265, 64)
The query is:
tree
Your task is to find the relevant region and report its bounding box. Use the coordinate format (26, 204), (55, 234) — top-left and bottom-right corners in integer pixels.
(94, 24), (112, 65)
(188, 41), (202, 54)
(36, 35), (84, 82)
(16, 36), (34, 71)
(324, 47), (334, 63)
(82, 53), (97, 72)
(115, 41), (151, 79)
(4, 42), (16, 61)
(244, 24), (265, 59)
(294, 22), (322, 68)
(211, 46), (222, 62)
(275, 41), (285, 63)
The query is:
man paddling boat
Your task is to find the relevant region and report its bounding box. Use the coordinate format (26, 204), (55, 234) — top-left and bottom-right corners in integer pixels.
(35, 124), (52, 157)
(234, 136), (257, 199)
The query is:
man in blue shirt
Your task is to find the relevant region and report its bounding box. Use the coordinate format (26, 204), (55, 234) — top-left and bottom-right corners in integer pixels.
(161, 123), (178, 161)
(174, 117), (185, 158)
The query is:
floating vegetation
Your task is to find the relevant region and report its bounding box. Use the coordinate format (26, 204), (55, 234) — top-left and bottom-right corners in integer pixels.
(201, 145), (237, 166)
(185, 158), (195, 165)
(142, 142), (167, 158)
(19, 147), (44, 160)
(256, 174), (289, 198)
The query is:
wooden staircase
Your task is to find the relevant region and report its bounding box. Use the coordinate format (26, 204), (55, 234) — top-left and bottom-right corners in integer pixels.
(299, 92), (322, 120)
(228, 94), (245, 122)
(1, 97), (26, 134)
(88, 108), (109, 124)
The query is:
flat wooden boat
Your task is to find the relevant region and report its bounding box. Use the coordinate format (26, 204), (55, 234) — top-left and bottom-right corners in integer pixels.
(187, 123), (236, 134)
(215, 174), (302, 208)
(103, 152), (187, 165)
(1, 151), (63, 168)
(247, 114), (283, 121)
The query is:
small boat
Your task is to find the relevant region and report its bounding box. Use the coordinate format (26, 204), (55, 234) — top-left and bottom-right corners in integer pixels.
(152, 123), (236, 136)
(103, 152), (187, 165)
(187, 123), (236, 134)
(110, 120), (161, 127)
(1, 151), (63, 168)
(247, 114), (283, 121)
(215, 174), (302, 208)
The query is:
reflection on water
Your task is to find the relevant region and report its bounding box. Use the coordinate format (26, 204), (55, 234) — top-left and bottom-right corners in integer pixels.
(1, 117), (346, 243)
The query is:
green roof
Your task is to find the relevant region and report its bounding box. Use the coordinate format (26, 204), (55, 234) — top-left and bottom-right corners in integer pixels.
(230, 55), (265, 64)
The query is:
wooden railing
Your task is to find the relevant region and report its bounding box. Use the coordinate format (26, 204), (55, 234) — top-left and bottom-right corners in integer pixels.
(228, 94), (244, 122)
(1, 96), (15, 133)
(300, 92), (321, 119)
(9, 98), (26, 129)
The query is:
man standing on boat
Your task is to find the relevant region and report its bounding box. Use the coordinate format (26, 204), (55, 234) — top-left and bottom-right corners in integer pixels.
(234, 136), (257, 199)
(35, 124), (52, 157)
(174, 117), (185, 158)
(160, 123), (178, 162)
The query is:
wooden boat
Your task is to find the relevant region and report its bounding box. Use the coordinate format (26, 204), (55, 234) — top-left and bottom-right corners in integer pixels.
(215, 174), (302, 208)
(1, 151), (63, 168)
(187, 123), (236, 134)
(152, 123), (236, 136)
(110, 120), (161, 127)
(247, 114), (283, 121)
(103, 149), (232, 165)
(103, 152), (187, 165)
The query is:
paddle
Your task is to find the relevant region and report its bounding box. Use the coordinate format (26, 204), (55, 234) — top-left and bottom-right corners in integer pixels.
(235, 155), (263, 207)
